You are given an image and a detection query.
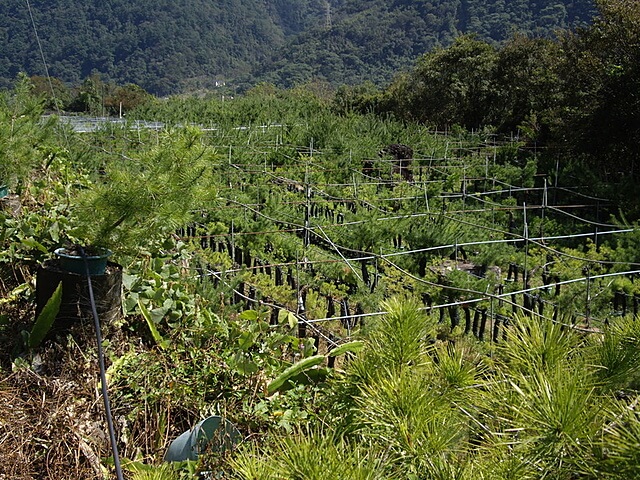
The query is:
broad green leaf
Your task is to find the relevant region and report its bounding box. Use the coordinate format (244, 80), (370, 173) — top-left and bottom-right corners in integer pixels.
(328, 340), (365, 357)
(49, 221), (60, 243)
(150, 306), (170, 323)
(121, 273), (139, 290)
(267, 354), (325, 395)
(280, 367), (331, 390)
(239, 309), (259, 321)
(0, 282), (31, 305)
(165, 415), (241, 462)
(20, 237), (49, 253)
(123, 292), (139, 313)
(231, 351), (259, 375)
(302, 336), (316, 357)
(138, 299), (168, 349)
(249, 319), (270, 333)
(28, 282), (62, 349)
(238, 330), (256, 351)
(278, 309), (298, 328)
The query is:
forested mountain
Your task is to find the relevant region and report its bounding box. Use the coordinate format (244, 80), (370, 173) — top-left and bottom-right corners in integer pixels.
(259, 0), (597, 88)
(1, 0), (316, 94)
(1, 0), (596, 95)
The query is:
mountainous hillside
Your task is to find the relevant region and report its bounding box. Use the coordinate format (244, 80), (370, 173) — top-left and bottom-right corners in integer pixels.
(258, 0), (597, 88)
(1, 0), (596, 95)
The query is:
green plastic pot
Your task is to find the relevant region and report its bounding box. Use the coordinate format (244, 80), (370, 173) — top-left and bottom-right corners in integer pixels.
(54, 247), (112, 275)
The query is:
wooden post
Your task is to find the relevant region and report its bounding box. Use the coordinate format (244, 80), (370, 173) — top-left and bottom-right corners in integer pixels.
(449, 305), (459, 330)
(304, 168), (311, 247)
(478, 308), (487, 341)
(360, 259), (370, 287)
(298, 295), (307, 339)
(234, 282), (244, 305)
(355, 303), (365, 328)
(493, 316), (501, 343)
(472, 308), (480, 337)
(463, 305), (471, 335)
(502, 316), (509, 342)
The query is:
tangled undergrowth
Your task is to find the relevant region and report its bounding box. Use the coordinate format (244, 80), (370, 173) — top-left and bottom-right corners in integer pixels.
(0, 327), (109, 479)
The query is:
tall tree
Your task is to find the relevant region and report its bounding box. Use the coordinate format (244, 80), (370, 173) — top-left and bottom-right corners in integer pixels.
(491, 35), (562, 133)
(383, 36), (498, 129)
(557, 0), (640, 182)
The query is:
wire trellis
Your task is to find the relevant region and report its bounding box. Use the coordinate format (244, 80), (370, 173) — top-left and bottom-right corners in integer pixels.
(171, 136), (640, 348)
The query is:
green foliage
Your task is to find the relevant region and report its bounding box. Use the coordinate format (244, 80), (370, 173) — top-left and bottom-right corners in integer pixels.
(266, 355), (325, 395)
(260, 0), (593, 91)
(379, 33), (565, 134)
(587, 314), (640, 392)
(0, 1), (595, 95)
(29, 75), (72, 111)
(127, 463), (180, 480)
(224, 295), (640, 479)
(138, 298), (170, 350)
(105, 84), (153, 114)
(355, 368), (467, 460)
(67, 126), (216, 253)
(556, 0), (640, 192)
(503, 366), (601, 476)
(498, 314), (581, 375)
(327, 340), (364, 357)
(230, 431), (390, 480)
(385, 36), (499, 129)
(68, 75), (104, 114)
(0, 76), (57, 190)
(492, 36), (563, 133)
(27, 282), (62, 349)
(363, 297), (436, 374)
(6, 62), (640, 479)
(595, 398), (640, 479)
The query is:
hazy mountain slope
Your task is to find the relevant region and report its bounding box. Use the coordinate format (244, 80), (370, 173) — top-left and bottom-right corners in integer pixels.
(0, 0), (595, 94)
(1, 0), (318, 94)
(258, 0), (597, 87)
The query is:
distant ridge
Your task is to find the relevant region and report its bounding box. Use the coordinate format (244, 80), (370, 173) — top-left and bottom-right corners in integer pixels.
(0, 0), (596, 95)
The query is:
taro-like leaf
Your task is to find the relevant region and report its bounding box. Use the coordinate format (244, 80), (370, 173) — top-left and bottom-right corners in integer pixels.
(278, 309), (298, 328)
(230, 351), (259, 375)
(275, 367), (332, 392)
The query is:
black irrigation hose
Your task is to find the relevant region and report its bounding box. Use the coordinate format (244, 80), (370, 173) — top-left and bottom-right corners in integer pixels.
(80, 247), (124, 480)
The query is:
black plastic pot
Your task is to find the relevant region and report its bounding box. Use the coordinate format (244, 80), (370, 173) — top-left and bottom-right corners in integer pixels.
(35, 258), (123, 336)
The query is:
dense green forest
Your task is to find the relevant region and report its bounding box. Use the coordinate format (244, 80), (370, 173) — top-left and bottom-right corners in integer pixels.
(1, 0), (595, 94)
(3, 1), (640, 479)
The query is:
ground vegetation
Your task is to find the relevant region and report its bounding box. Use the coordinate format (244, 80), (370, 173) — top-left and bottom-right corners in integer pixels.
(1, 2), (640, 478)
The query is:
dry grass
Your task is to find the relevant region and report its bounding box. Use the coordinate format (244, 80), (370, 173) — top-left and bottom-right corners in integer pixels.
(0, 327), (113, 479)
(0, 258), (127, 479)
